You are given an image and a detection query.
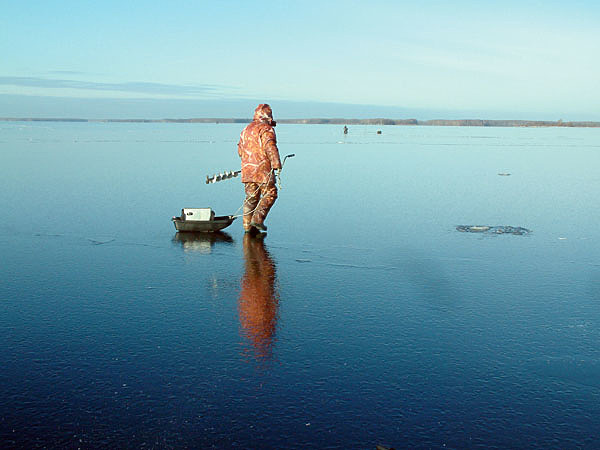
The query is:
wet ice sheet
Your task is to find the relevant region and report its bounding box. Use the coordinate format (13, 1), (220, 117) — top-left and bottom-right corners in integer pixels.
(1, 123), (600, 448)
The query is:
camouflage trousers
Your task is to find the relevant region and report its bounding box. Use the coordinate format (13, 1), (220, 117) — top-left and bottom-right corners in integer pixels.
(243, 181), (278, 230)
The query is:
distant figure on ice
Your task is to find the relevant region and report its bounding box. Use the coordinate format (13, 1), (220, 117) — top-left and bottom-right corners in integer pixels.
(343, 125), (348, 134)
(237, 104), (282, 233)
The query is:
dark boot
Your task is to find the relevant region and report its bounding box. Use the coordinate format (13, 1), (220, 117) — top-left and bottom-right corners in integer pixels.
(250, 221), (267, 232)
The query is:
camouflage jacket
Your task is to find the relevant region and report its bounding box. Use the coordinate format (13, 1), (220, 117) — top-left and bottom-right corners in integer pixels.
(237, 106), (282, 184)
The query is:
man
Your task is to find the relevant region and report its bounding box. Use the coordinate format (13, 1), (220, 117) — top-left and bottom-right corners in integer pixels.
(237, 104), (282, 232)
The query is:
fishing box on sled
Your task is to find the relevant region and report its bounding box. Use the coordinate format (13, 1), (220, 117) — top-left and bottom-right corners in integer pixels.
(172, 208), (236, 232)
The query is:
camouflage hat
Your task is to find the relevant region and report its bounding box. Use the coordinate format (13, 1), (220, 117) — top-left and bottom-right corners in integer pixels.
(254, 103), (273, 122)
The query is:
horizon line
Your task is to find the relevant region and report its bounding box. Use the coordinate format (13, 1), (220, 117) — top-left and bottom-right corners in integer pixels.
(1, 117), (600, 128)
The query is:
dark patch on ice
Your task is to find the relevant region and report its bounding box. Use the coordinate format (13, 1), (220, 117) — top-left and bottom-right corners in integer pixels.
(87, 237), (116, 245)
(456, 225), (531, 235)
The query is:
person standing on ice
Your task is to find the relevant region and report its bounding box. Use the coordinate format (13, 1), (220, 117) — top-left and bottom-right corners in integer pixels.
(237, 104), (282, 233)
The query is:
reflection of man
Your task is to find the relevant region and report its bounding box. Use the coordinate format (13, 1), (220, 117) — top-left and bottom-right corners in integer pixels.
(238, 234), (279, 360)
(237, 104), (282, 233)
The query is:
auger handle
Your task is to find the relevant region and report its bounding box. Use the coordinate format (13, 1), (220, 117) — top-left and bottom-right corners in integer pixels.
(282, 154), (295, 167)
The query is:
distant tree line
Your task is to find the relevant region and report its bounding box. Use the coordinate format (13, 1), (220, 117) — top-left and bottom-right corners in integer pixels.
(1, 117), (599, 127)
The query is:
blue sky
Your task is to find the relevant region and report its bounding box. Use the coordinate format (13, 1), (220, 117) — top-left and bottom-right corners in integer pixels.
(1, 1), (599, 119)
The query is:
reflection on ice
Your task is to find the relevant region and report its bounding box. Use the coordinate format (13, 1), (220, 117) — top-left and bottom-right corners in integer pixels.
(171, 231), (233, 253)
(238, 234), (280, 360)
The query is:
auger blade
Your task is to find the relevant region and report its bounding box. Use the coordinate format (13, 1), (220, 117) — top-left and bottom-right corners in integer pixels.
(205, 170), (241, 184)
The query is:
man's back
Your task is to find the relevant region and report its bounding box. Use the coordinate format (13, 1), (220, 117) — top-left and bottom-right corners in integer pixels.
(238, 120), (281, 184)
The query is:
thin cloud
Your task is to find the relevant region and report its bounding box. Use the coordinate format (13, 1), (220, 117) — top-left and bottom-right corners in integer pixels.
(47, 70), (90, 76)
(0, 76), (225, 97)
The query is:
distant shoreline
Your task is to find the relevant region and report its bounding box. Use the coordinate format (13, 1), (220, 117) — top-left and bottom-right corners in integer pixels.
(1, 117), (599, 128)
